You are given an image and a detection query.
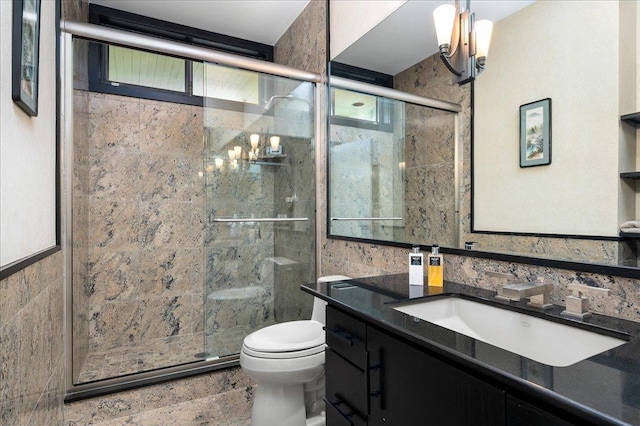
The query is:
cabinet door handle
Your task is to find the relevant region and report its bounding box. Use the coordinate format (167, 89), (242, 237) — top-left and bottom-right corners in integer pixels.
(365, 353), (383, 414)
(323, 397), (355, 425)
(323, 326), (355, 346)
(369, 351), (385, 411)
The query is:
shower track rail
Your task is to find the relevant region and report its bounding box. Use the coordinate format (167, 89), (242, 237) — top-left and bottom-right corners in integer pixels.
(61, 20), (323, 402)
(60, 21), (322, 83)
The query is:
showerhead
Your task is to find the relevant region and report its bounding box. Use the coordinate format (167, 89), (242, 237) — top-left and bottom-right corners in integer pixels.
(263, 94), (312, 111)
(264, 95), (294, 110)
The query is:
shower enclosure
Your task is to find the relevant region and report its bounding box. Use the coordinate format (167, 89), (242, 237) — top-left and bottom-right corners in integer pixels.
(63, 23), (320, 394)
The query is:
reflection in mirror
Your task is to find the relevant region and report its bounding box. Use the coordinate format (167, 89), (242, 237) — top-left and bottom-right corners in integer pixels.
(329, 0), (639, 271)
(328, 85), (458, 248)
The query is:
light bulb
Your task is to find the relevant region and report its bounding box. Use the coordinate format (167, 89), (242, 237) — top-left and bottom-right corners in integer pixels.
(250, 134), (260, 150)
(433, 4), (457, 49)
(228, 149), (236, 161)
(270, 136), (280, 150)
(475, 19), (493, 63)
(234, 146), (242, 158)
(215, 158), (224, 168)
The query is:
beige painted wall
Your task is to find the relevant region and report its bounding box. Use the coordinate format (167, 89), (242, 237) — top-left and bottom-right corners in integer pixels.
(0, 0), (58, 266)
(474, 1), (624, 237)
(329, 0), (406, 59)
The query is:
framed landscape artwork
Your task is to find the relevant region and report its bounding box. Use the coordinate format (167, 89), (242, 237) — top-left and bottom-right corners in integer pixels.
(520, 98), (551, 167)
(12, 0), (41, 117)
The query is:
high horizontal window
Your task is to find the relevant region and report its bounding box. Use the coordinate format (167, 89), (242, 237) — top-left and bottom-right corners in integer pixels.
(107, 45), (186, 92)
(193, 63), (259, 104)
(89, 4), (272, 109)
(333, 88), (378, 122)
(104, 45), (261, 106)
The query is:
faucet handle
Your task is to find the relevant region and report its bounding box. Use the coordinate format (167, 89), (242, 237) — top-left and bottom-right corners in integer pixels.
(567, 283), (610, 297)
(562, 284), (610, 320)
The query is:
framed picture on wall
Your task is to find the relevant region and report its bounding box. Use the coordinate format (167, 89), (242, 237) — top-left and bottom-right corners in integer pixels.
(520, 98), (551, 167)
(12, 0), (42, 117)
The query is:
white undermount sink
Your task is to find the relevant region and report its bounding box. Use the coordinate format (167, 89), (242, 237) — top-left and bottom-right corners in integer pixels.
(393, 296), (628, 367)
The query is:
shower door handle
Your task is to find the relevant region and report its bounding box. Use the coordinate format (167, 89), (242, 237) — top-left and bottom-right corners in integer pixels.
(212, 217), (308, 223)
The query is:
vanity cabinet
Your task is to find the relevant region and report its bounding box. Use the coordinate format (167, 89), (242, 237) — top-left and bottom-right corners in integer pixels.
(325, 305), (505, 425)
(367, 326), (505, 425)
(325, 304), (594, 426)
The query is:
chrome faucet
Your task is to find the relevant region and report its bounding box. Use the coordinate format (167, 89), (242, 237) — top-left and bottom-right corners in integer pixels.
(495, 280), (553, 309)
(561, 283), (610, 320)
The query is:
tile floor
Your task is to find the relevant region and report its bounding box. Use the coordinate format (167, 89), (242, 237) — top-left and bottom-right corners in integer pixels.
(88, 387), (253, 425)
(77, 334), (204, 383)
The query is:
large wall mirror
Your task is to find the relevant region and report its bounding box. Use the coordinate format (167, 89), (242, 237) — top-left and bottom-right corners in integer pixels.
(328, 0), (639, 275)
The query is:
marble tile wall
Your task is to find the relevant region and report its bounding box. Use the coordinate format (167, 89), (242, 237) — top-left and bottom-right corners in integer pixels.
(329, 126), (397, 240)
(203, 121), (277, 357)
(0, 252), (65, 425)
(74, 92), (205, 381)
(404, 105), (457, 247)
(273, 136), (317, 322)
(271, 0), (325, 320)
(274, 0), (326, 76)
(73, 90), (91, 381)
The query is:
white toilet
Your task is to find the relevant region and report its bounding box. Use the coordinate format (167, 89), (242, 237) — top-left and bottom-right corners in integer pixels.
(240, 275), (351, 426)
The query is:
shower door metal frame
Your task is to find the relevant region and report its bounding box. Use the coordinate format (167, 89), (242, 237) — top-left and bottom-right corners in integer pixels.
(61, 21), (323, 401)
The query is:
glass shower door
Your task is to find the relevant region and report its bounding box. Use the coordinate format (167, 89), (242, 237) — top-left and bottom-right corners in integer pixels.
(202, 71), (316, 359)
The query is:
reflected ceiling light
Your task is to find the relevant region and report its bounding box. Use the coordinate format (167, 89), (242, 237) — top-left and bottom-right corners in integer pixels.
(433, 0), (493, 85)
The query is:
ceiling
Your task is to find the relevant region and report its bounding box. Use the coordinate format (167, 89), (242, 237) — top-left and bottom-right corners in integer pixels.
(90, 0), (534, 76)
(89, 0), (311, 45)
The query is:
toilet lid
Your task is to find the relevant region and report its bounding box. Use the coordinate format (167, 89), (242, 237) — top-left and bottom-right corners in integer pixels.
(243, 320), (325, 353)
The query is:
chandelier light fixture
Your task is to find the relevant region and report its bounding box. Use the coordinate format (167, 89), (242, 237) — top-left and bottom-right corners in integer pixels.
(433, 0), (493, 85)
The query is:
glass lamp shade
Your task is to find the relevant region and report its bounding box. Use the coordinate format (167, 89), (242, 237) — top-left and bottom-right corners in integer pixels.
(250, 133), (260, 149)
(475, 19), (493, 60)
(270, 136), (280, 150)
(433, 4), (457, 48)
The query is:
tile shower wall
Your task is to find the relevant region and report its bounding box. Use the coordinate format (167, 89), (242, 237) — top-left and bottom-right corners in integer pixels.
(75, 92), (205, 381)
(329, 125), (400, 242)
(202, 108), (277, 357)
(404, 105), (456, 247)
(320, 53), (640, 323)
(271, 0), (326, 321)
(0, 253), (65, 425)
(73, 89), (91, 381)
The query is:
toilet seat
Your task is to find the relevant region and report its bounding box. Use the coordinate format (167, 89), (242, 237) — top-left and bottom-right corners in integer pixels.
(242, 343), (326, 359)
(242, 320), (325, 359)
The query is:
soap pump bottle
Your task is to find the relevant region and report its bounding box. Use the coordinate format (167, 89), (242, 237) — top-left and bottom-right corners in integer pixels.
(408, 246), (424, 286)
(427, 244), (444, 287)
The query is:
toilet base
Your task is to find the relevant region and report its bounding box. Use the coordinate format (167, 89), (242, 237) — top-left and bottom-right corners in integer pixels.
(306, 413), (326, 426)
(251, 383), (305, 426)
(250, 382), (326, 426)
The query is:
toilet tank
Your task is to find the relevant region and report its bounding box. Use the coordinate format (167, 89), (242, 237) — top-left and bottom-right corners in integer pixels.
(312, 275), (352, 324)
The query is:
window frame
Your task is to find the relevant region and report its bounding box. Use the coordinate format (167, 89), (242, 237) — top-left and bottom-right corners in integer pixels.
(87, 4), (274, 112)
(329, 62), (396, 132)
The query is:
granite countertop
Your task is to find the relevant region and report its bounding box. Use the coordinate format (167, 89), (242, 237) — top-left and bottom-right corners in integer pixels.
(302, 274), (640, 426)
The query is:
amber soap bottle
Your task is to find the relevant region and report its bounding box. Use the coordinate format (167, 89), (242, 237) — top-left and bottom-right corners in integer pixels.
(427, 245), (443, 287)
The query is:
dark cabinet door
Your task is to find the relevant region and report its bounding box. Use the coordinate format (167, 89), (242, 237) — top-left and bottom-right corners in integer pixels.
(367, 326), (506, 426)
(507, 395), (575, 426)
(326, 306), (367, 369)
(325, 348), (368, 425)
